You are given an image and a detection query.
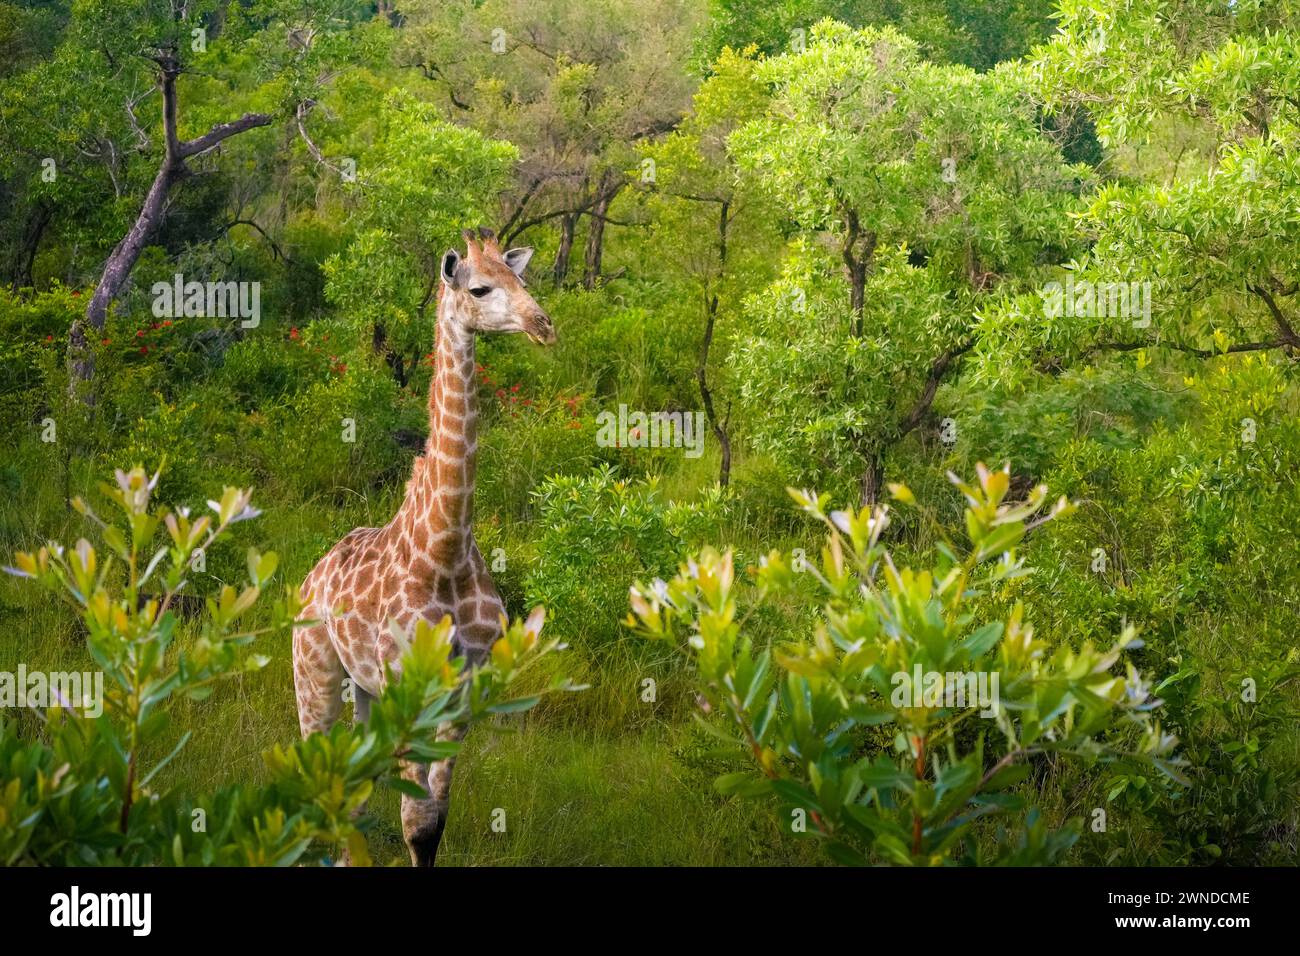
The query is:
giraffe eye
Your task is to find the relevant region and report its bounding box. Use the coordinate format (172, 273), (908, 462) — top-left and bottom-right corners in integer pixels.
(469, 286), (491, 298)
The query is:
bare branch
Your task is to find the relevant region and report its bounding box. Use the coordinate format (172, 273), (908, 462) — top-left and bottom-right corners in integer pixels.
(179, 113), (273, 160)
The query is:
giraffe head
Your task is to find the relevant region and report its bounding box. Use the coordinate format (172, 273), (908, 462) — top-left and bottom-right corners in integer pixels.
(439, 227), (556, 345)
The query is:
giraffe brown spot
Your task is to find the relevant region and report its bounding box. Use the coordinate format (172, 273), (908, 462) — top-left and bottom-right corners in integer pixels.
(435, 577), (455, 605)
(404, 579), (433, 605)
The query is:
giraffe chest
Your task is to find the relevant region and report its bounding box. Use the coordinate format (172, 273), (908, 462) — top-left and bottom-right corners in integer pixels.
(315, 555), (505, 696)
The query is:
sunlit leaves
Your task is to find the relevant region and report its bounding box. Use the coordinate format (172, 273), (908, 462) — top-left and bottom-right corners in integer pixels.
(3, 465), (572, 865)
(629, 464), (1181, 865)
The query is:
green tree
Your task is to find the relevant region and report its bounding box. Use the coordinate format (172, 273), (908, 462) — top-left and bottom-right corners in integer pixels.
(638, 47), (780, 485)
(698, 0), (1058, 72)
(727, 22), (1085, 502)
(395, 0), (702, 286)
(321, 89), (517, 383)
(995, 0), (1300, 373)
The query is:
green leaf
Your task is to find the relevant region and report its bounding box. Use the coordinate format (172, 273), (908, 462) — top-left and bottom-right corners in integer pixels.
(960, 622), (1004, 658)
(983, 763), (1030, 791)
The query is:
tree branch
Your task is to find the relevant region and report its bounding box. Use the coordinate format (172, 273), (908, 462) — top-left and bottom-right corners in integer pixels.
(897, 339), (976, 439)
(1247, 282), (1300, 346)
(179, 112), (273, 160)
(221, 219), (292, 263)
(1039, 336), (1295, 373)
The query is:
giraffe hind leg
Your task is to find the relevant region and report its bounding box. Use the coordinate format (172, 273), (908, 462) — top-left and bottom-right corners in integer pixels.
(293, 615), (345, 737)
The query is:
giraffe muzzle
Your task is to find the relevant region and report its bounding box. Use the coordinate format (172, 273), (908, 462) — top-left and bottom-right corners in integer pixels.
(526, 313), (557, 346)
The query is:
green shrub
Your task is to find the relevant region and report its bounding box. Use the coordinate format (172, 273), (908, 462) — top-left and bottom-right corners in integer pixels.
(629, 464), (1184, 865)
(525, 466), (728, 649)
(270, 356), (403, 499)
(0, 466), (571, 866)
(1144, 657), (1300, 865)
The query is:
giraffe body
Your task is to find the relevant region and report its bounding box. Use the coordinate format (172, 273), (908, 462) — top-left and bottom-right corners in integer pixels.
(292, 228), (555, 865)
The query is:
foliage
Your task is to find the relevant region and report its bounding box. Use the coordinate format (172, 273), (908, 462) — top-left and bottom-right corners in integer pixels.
(698, 0), (1058, 72)
(725, 21), (1087, 495)
(527, 467), (728, 648)
(629, 465), (1184, 864)
(0, 466), (569, 865)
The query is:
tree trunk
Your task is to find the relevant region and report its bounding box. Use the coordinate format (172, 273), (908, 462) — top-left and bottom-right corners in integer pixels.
(698, 199), (733, 487)
(582, 177), (621, 290)
(11, 201), (52, 292)
(372, 321), (407, 387)
(553, 213), (575, 285)
(68, 54), (271, 394)
(841, 208), (876, 338)
(698, 292), (732, 487)
(69, 154), (181, 387)
(859, 448), (885, 508)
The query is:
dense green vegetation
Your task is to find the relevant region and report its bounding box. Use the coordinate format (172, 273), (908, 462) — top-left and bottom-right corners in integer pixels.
(1, 0), (1296, 866)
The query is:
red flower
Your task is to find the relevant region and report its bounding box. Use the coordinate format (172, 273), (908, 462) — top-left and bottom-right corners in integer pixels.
(136, 330), (145, 338)
(289, 327), (301, 340)
(162, 320), (172, 327)
(140, 346), (148, 355)
(510, 383), (521, 393)
(101, 338), (111, 346)
(45, 334), (53, 342)
(495, 388), (505, 398)
(71, 291), (80, 297)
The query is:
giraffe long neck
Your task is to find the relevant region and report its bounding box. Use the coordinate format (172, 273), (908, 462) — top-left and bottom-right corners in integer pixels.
(395, 290), (478, 572)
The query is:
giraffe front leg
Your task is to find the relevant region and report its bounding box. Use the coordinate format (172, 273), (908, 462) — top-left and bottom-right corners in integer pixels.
(293, 616), (345, 736)
(400, 723), (469, 867)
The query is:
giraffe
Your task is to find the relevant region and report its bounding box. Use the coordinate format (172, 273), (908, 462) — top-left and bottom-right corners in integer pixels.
(292, 227), (556, 866)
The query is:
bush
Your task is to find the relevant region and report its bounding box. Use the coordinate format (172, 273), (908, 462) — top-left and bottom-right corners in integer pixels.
(270, 356), (404, 499)
(0, 466), (571, 866)
(629, 464), (1184, 865)
(525, 466), (728, 648)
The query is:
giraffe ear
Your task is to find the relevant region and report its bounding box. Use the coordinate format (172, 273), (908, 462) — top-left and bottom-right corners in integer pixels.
(440, 249), (461, 288)
(503, 247), (533, 279)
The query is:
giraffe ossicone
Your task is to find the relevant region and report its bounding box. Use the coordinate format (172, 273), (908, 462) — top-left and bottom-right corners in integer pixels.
(292, 226), (557, 866)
